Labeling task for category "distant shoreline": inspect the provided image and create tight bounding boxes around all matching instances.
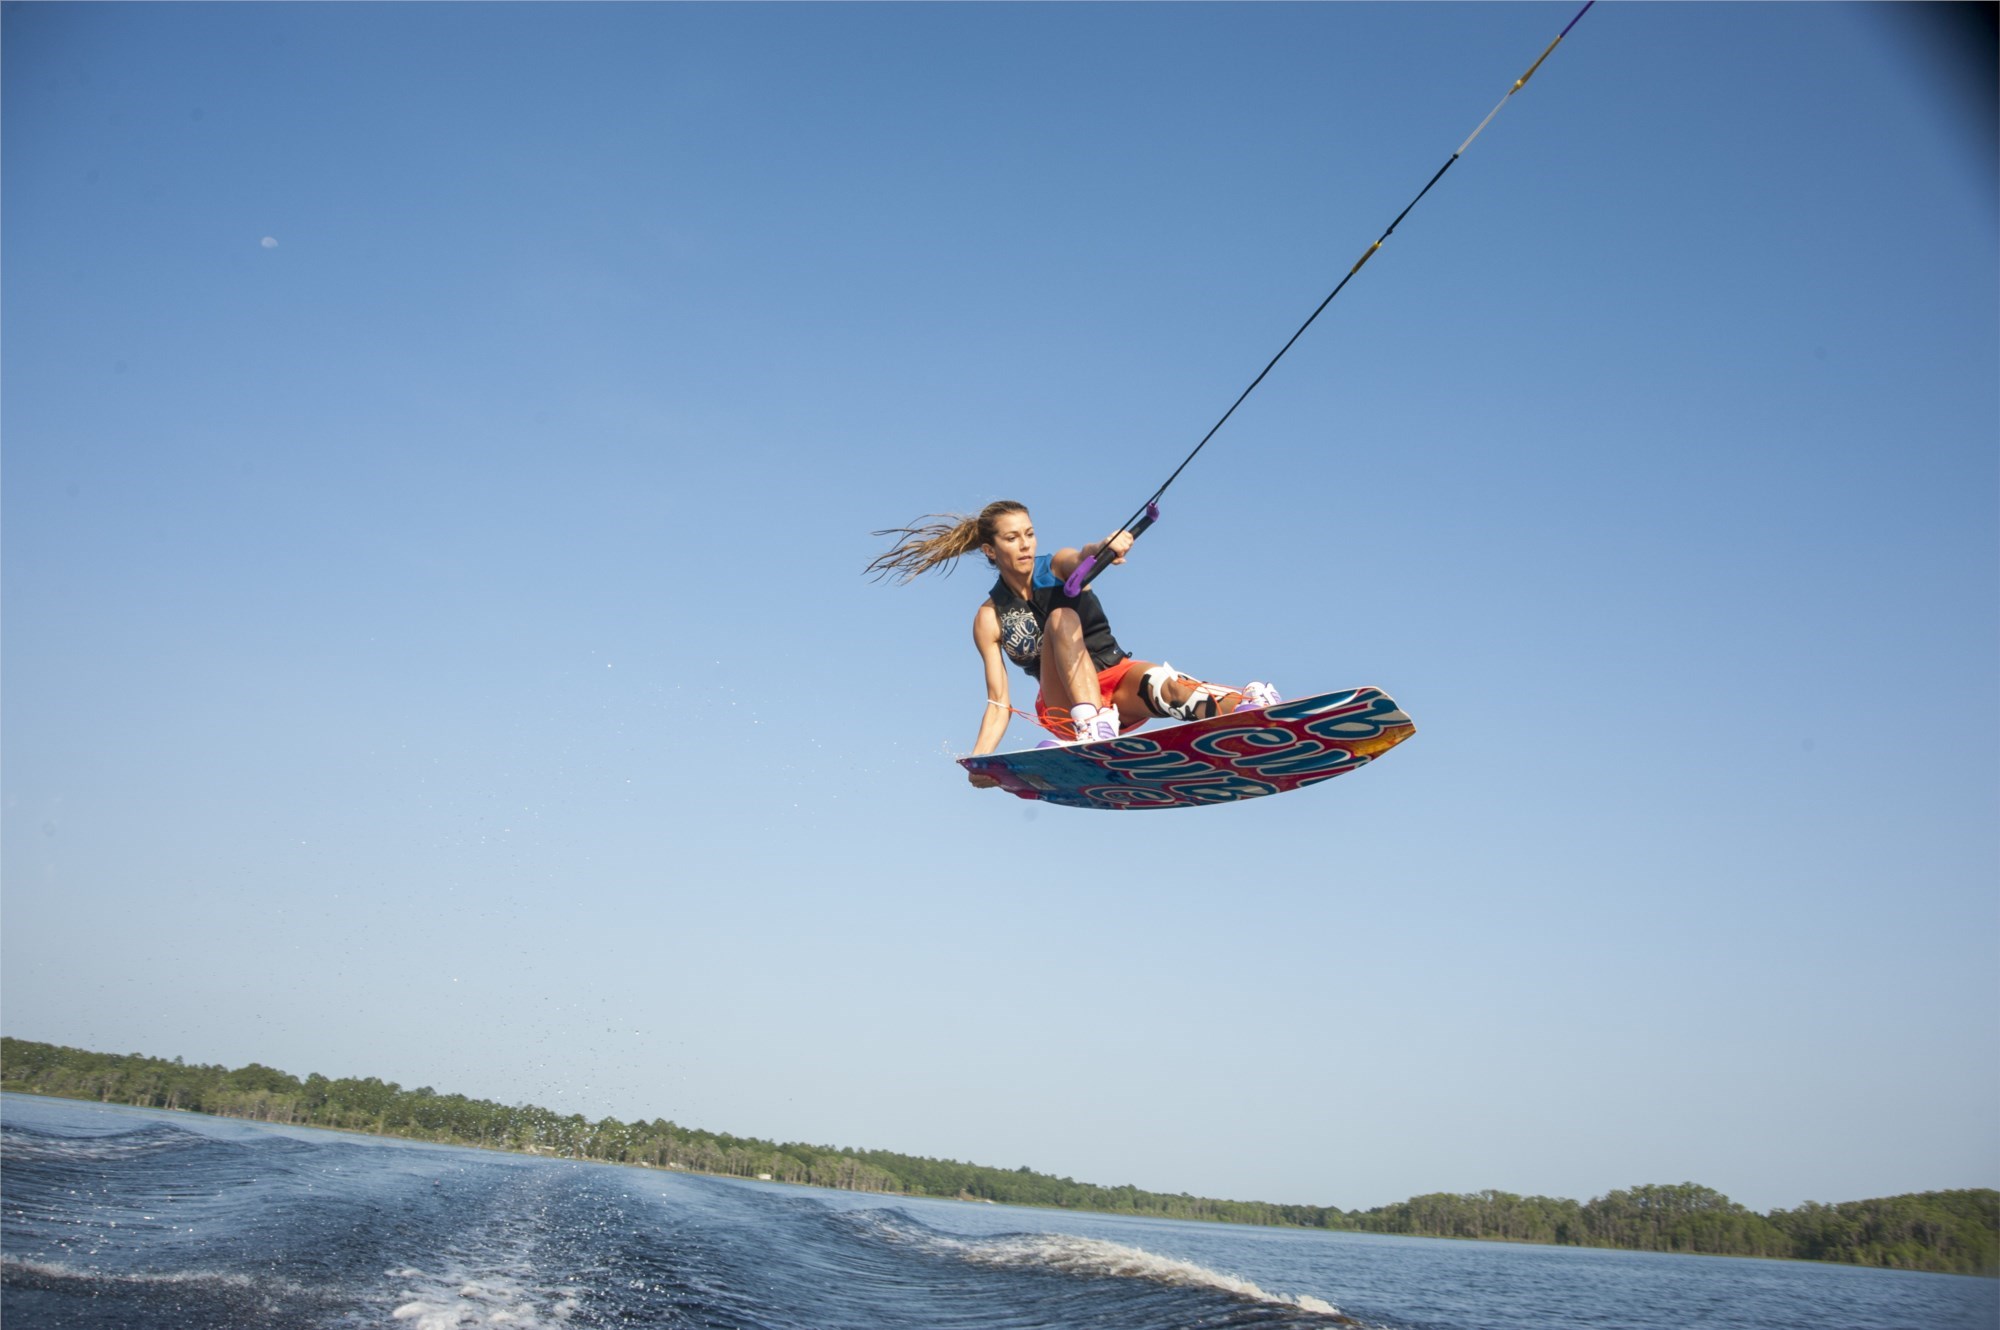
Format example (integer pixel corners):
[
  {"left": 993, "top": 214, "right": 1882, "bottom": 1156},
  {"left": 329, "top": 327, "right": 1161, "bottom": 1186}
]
[{"left": 4, "top": 1038, "right": 1994, "bottom": 1279}]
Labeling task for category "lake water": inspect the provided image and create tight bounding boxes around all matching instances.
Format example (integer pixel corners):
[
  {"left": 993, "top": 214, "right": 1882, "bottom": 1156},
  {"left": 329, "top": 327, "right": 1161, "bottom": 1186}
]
[{"left": 3, "top": 1094, "right": 1991, "bottom": 1329}]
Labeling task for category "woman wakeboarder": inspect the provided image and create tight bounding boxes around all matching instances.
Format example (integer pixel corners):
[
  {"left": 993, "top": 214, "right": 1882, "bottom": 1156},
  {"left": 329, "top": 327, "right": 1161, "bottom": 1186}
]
[{"left": 867, "top": 500, "right": 1279, "bottom": 789}]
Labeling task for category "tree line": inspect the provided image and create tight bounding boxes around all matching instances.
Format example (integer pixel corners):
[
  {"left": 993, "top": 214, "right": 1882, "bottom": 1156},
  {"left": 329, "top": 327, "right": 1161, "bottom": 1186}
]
[
  {"left": 1344, "top": 1183, "right": 1999, "bottom": 1275},
  {"left": 3, "top": 1037, "right": 1992, "bottom": 1276}
]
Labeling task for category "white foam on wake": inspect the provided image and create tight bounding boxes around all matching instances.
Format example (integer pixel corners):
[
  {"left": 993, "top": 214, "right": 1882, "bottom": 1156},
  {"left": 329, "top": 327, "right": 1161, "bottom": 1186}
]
[
  {"left": 1, "top": 1255, "right": 330, "bottom": 1326},
  {"left": 895, "top": 1225, "right": 1345, "bottom": 1319},
  {"left": 1, "top": 1256, "right": 306, "bottom": 1298},
  {"left": 383, "top": 1264, "right": 581, "bottom": 1329}
]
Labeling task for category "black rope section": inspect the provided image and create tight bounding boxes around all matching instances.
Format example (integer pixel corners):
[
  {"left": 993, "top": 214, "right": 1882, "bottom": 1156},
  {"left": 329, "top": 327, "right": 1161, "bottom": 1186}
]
[{"left": 1068, "top": 0, "right": 1596, "bottom": 596}]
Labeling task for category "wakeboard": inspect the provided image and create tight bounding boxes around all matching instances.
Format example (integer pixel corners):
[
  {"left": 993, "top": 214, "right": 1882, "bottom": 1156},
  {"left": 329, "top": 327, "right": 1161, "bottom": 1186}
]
[{"left": 958, "top": 685, "right": 1415, "bottom": 811}]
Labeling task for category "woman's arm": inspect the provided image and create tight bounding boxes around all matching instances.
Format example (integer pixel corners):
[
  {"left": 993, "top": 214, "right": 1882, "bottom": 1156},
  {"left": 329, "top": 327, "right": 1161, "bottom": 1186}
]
[
  {"left": 969, "top": 605, "right": 1013, "bottom": 782},
  {"left": 1049, "top": 528, "right": 1136, "bottom": 583}
]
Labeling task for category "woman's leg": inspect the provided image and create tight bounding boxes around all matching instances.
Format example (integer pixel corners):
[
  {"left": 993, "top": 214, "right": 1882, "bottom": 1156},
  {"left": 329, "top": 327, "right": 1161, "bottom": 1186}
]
[
  {"left": 1117, "top": 661, "right": 1247, "bottom": 721},
  {"left": 1108, "top": 659, "right": 1158, "bottom": 718},
  {"left": 1038, "top": 608, "right": 1104, "bottom": 735}
]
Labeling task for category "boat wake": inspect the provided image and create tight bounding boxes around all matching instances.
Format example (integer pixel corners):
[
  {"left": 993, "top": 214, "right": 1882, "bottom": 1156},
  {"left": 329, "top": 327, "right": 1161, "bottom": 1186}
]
[
  {"left": 842, "top": 1208, "right": 1352, "bottom": 1322},
  {"left": 5, "top": 1099, "right": 1362, "bottom": 1328}
]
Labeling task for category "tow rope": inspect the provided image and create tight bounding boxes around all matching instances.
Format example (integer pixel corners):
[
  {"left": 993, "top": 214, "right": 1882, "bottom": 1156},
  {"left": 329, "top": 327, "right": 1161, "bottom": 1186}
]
[{"left": 1066, "top": 0, "right": 1596, "bottom": 596}]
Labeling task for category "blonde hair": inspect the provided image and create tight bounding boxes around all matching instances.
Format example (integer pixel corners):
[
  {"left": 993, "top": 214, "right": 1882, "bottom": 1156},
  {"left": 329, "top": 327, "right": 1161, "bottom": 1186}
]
[{"left": 866, "top": 500, "right": 1028, "bottom": 584}]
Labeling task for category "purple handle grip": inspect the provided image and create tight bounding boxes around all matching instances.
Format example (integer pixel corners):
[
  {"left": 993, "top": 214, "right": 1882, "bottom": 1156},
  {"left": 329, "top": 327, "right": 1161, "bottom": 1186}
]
[{"left": 1063, "top": 502, "right": 1161, "bottom": 597}]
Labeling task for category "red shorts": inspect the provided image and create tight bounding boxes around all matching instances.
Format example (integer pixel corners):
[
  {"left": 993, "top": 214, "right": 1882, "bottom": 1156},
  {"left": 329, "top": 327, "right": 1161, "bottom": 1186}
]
[{"left": 1035, "top": 657, "right": 1145, "bottom": 740}]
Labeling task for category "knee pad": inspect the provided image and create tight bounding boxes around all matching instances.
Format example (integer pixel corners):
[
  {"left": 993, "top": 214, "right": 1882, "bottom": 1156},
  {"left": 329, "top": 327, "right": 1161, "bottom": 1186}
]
[{"left": 1138, "top": 664, "right": 1239, "bottom": 722}]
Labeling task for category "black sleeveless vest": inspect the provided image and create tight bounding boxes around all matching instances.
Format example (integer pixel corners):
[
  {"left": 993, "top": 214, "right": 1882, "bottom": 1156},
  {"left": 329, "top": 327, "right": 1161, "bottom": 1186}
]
[{"left": 988, "top": 555, "right": 1129, "bottom": 680}]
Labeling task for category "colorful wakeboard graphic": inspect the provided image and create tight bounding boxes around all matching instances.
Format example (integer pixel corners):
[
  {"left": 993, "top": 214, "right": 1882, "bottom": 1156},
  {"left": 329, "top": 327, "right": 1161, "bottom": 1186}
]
[{"left": 959, "top": 686, "right": 1415, "bottom": 811}]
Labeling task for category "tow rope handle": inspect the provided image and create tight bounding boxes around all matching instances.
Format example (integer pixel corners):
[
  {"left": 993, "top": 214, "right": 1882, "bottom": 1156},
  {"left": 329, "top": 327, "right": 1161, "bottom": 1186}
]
[{"left": 1064, "top": 502, "right": 1161, "bottom": 597}]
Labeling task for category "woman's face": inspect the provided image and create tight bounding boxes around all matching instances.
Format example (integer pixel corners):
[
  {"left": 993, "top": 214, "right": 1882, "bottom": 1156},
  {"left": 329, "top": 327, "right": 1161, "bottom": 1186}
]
[{"left": 984, "top": 509, "right": 1036, "bottom": 578}]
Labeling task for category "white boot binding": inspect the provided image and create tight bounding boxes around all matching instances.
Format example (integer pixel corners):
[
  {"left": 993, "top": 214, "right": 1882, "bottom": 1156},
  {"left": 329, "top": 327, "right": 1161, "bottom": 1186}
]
[{"left": 1138, "top": 664, "right": 1239, "bottom": 722}]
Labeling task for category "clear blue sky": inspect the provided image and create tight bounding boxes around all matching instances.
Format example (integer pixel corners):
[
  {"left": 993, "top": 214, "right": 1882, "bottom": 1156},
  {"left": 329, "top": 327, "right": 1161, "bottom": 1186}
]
[{"left": 4, "top": 2, "right": 1994, "bottom": 1215}]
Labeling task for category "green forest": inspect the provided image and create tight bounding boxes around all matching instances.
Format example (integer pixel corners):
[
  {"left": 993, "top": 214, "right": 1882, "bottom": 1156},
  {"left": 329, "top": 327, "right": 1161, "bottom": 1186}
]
[{"left": 4, "top": 1037, "right": 1993, "bottom": 1277}]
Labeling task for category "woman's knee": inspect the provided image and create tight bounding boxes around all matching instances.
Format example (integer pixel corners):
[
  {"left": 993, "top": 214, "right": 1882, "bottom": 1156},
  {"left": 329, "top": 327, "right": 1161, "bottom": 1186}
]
[
  {"left": 1044, "top": 607, "right": 1084, "bottom": 649},
  {"left": 1136, "top": 664, "right": 1239, "bottom": 721}
]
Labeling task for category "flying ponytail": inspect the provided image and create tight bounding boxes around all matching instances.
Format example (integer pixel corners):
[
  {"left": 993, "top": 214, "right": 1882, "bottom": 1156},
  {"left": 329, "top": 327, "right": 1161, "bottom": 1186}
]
[{"left": 866, "top": 500, "right": 1028, "bottom": 584}]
